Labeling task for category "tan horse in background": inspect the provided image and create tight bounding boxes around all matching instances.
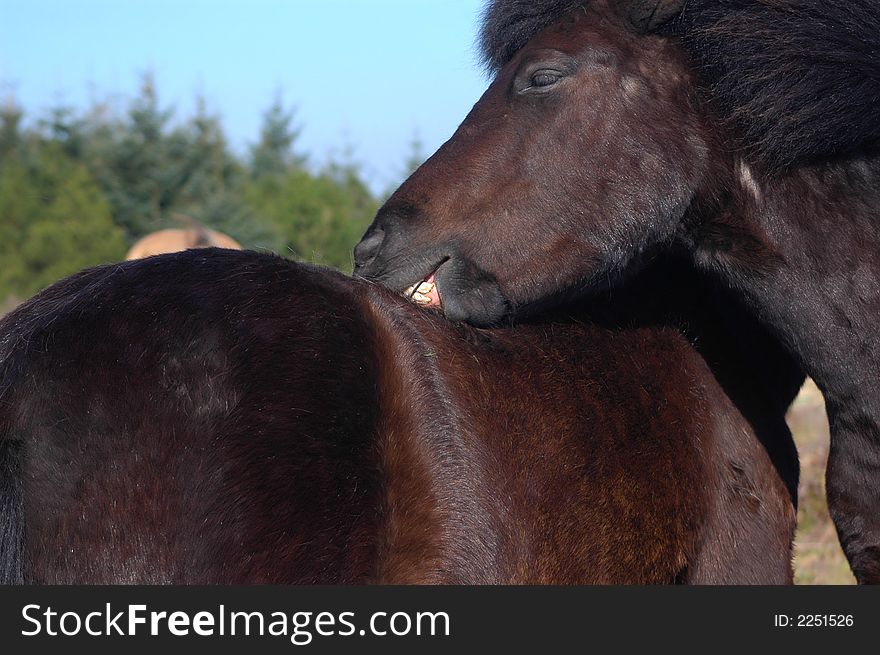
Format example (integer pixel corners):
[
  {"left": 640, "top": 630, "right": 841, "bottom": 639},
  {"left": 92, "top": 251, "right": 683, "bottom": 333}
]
[{"left": 126, "top": 220, "right": 241, "bottom": 260}]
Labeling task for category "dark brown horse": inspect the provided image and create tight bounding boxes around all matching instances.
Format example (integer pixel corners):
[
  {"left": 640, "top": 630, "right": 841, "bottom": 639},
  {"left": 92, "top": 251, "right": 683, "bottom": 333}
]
[
  {"left": 0, "top": 249, "right": 797, "bottom": 583},
  {"left": 353, "top": 0, "right": 880, "bottom": 582}
]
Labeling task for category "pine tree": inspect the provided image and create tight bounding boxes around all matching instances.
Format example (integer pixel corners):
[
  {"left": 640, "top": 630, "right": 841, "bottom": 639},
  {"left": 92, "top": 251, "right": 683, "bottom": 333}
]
[
  {"left": 0, "top": 76, "right": 384, "bottom": 301},
  {"left": 245, "top": 151, "right": 379, "bottom": 271},
  {"left": 0, "top": 100, "right": 23, "bottom": 160},
  {"left": 0, "top": 140, "right": 126, "bottom": 302},
  {"left": 249, "top": 96, "right": 305, "bottom": 179},
  {"left": 402, "top": 130, "right": 426, "bottom": 179},
  {"left": 40, "top": 106, "right": 87, "bottom": 160},
  {"left": 80, "top": 73, "right": 178, "bottom": 239}
]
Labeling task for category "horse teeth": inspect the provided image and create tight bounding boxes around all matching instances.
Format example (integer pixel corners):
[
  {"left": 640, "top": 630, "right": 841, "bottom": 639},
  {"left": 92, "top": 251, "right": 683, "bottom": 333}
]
[{"left": 403, "top": 280, "right": 436, "bottom": 305}]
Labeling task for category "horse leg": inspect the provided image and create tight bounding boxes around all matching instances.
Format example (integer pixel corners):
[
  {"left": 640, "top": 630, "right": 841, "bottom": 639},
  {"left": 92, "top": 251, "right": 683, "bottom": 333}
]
[
  {"left": 684, "top": 411, "right": 796, "bottom": 584},
  {"left": 825, "top": 403, "right": 880, "bottom": 584}
]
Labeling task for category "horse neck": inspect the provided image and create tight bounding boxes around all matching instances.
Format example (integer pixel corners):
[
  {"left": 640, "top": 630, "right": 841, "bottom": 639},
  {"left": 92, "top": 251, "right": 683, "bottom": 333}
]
[
  {"left": 692, "top": 154, "right": 880, "bottom": 409},
  {"left": 570, "top": 256, "right": 803, "bottom": 501}
]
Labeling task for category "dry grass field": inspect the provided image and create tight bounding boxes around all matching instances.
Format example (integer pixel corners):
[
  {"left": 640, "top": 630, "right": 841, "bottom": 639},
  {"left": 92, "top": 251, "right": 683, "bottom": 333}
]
[{"left": 787, "top": 380, "right": 855, "bottom": 584}]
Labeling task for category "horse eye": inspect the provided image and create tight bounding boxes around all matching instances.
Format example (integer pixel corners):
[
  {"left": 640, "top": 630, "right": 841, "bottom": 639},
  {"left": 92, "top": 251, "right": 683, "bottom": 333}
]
[{"left": 530, "top": 70, "right": 562, "bottom": 88}]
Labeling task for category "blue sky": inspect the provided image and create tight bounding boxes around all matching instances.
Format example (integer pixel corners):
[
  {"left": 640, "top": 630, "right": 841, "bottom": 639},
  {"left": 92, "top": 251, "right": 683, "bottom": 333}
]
[{"left": 0, "top": 0, "right": 489, "bottom": 191}]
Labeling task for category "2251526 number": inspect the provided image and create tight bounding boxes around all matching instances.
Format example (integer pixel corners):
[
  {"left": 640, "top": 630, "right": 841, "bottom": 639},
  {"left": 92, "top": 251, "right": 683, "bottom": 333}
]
[{"left": 774, "top": 614, "right": 854, "bottom": 628}]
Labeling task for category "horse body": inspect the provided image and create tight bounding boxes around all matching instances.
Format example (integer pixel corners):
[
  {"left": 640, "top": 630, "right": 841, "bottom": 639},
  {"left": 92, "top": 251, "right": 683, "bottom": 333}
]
[
  {"left": 354, "top": 0, "right": 880, "bottom": 581},
  {"left": 693, "top": 156, "right": 880, "bottom": 581},
  {"left": 125, "top": 226, "right": 242, "bottom": 260},
  {"left": 0, "top": 249, "right": 795, "bottom": 584}
]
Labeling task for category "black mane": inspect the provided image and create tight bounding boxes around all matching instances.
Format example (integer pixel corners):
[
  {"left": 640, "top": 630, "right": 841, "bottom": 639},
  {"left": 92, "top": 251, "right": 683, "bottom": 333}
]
[
  {"left": 480, "top": 0, "right": 880, "bottom": 168},
  {"left": 479, "top": 0, "right": 585, "bottom": 74}
]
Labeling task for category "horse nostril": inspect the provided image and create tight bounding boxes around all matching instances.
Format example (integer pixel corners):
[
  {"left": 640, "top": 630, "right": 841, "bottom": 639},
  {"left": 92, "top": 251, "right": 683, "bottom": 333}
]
[{"left": 353, "top": 228, "right": 385, "bottom": 272}]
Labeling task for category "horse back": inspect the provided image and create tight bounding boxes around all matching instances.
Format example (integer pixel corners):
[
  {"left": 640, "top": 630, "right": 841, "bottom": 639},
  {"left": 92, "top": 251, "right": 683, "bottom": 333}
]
[
  {"left": 0, "top": 250, "right": 384, "bottom": 583},
  {"left": 0, "top": 249, "right": 795, "bottom": 584},
  {"left": 364, "top": 287, "right": 794, "bottom": 584}
]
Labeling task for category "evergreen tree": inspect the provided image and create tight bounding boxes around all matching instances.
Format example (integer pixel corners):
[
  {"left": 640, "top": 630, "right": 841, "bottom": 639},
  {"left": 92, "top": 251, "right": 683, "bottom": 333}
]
[
  {"left": 249, "top": 97, "right": 305, "bottom": 178},
  {"left": 74, "top": 77, "right": 282, "bottom": 249},
  {"left": 0, "top": 76, "right": 385, "bottom": 305},
  {"left": 172, "top": 96, "right": 281, "bottom": 249},
  {"left": 244, "top": 110, "right": 377, "bottom": 269},
  {"left": 244, "top": 162, "right": 378, "bottom": 271},
  {"left": 81, "top": 73, "right": 179, "bottom": 239},
  {"left": 0, "top": 100, "right": 23, "bottom": 160},
  {"left": 39, "top": 106, "right": 87, "bottom": 160},
  {"left": 0, "top": 141, "right": 126, "bottom": 301},
  {"left": 402, "top": 131, "right": 426, "bottom": 179},
  {"left": 382, "top": 131, "right": 426, "bottom": 199}
]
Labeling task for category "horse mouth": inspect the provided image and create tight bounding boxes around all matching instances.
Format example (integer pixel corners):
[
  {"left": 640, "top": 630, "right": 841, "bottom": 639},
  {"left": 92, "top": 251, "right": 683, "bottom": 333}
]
[
  {"left": 403, "top": 271, "right": 441, "bottom": 308},
  {"left": 388, "top": 255, "right": 508, "bottom": 326}
]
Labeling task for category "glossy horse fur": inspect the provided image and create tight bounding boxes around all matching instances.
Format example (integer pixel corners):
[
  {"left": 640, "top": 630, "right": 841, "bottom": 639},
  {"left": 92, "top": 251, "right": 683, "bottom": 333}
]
[
  {"left": 354, "top": 0, "right": 880, "bottom": 582},
  {"left": 0, "top": 249, "right": 796, "bottom": 583}
]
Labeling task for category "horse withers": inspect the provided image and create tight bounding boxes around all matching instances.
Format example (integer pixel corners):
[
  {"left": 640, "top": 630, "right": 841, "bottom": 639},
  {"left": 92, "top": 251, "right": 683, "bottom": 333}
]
[
  {"left": 354, "top": 0, "right": 880, "bottom": 582},
  {"left": 0, "top": 249, "right": 796, "bottom": 583}
]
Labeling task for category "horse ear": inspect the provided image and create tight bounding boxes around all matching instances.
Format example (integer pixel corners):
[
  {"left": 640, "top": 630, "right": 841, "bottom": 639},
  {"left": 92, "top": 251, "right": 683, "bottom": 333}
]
[{"left": 619, "top": 0, "right": 685, "bottom": 33}]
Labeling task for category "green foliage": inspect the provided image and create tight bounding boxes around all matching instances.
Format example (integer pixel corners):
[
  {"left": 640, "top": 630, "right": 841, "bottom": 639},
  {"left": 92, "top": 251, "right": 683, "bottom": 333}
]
[
  {"left": 0, "top": 77, "right": 419, "bottom": 305},
  {"left": 242, "top": 102, "right": 380, "bottom": 269},
  {"left": 77, "top": 75, "right": 250, "bottom": 242},
  {"left": 0, "top": 143, "right": 126, "bottom": 299},
  {"left": 0, "top": 103, "right": 24, "bottom": 160},
  {"left": 249, "top": 97, "right": 306, "bottom": 178},
  {"left": 245, "top": 166, "right": 379, "bottom": 270}
]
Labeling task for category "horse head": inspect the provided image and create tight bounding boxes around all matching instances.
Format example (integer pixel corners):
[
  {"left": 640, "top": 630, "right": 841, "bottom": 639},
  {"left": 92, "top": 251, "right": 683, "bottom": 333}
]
[{"left": 354, "top": 0, "right": 716, "bottom": 325}]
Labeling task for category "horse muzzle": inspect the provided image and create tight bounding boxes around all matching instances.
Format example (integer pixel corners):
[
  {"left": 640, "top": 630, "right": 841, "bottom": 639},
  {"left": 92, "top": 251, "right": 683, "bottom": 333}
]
[{"left": 353, "top": 232, "right": 510, "bottom": 327}]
